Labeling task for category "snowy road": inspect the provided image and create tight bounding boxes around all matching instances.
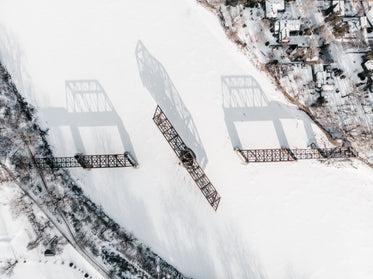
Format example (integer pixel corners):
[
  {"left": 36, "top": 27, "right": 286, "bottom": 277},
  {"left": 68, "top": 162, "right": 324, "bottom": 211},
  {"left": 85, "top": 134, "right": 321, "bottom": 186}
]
[{"left": 0, "top": 0, "right": 373, "bottom": 278}]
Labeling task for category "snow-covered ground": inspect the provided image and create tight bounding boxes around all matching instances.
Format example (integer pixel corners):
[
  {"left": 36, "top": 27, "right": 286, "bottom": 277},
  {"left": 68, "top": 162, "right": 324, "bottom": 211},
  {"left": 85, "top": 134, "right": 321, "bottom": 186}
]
[
  {"left": 0, "top": 0, "right": 373, "bottom": 278},
  {"left": 0, "top": 183, "right": 104, "bottom": 279}
]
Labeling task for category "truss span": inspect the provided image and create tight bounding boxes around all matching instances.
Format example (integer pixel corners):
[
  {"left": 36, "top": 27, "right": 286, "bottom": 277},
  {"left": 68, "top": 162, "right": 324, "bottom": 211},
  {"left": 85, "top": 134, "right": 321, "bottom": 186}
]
[
  {"left": 153, "top": 105, "right": 221, "bottom": 211},
  {"left": 34, "top": 152, "right": 138, "bottom": 169},
  {"left": 235, "top": 145, "right": 357, "bottom": 163}
]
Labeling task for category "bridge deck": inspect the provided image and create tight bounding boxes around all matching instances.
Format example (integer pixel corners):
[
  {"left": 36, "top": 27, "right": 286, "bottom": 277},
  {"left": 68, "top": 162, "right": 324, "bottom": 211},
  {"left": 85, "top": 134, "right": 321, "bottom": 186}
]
[{"left": 153, "top": 105, "right": 221, "bottom": 211}]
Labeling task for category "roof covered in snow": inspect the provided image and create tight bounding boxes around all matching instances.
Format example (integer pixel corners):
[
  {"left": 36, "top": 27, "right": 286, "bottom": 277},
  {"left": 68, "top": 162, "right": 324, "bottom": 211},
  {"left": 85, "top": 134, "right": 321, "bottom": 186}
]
[
  {"left": 274, "top": 19, "right": 301, "bottom": 42},
  {"left": 266, "top": 0, "right": 285, "bottom": 18}
]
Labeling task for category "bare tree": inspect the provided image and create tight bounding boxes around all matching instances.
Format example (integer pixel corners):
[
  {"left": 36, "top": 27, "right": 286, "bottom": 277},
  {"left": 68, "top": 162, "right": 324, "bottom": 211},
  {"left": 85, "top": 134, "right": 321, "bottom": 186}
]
[{"left": 1, "top": 259, "right": 18, "bottom": 276}]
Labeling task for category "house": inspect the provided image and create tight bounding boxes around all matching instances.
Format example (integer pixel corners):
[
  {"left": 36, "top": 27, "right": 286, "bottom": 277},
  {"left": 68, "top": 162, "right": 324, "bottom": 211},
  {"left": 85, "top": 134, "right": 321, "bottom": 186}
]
[
  {"left": 340, "top": 16, "right": 368, "bottom": 41},
  {"left": 344, "top": 17, "right": 368, "bottom": 32},
  {"left": 364, "top": 60, "right": 373, "bottom": 71},
  {"left": 266, "top": 0, "right": 285, "bottom": 18},
  {"left": 274, "top": 20, "right": 301, "bottom": 43},
  {"left": 314, "top": 64, "right": 334, "bottom": 91},
  {"left": 360, "top": 16, "right": 368, "bottom": 29},
  {"left": 317, "top": 0, "right": 330, "bottom": 11}
]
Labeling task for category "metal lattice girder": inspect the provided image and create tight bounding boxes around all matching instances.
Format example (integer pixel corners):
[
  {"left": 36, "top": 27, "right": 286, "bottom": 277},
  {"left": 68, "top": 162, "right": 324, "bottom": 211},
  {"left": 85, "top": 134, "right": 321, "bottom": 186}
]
[
  {"left": 238, "top": 148, "right": 297, "bottom": 163},
  {"left": 34, "top": 153, "right": 138, "bottom": 169},
  {"left": 153, "top": 106, "right": 188, "bottom": 157},
  {"left": 34, "top": 157, "right": 81, "bottom": 169},
  {"left": 183, "top": 160, "right": 221, "bottom": 211},
  {"left": 153, "top": 105, "right": 221, "bottom": 211},
  {"left": 235, "top": 146, "right": 357, "bottom": 163}
]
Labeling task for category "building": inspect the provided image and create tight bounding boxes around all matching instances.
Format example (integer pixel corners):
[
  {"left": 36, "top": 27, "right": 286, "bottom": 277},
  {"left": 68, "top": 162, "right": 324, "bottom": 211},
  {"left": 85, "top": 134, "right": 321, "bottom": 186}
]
[
  {"left": 44, "top": 249, "right": 56, "bottom": 256},
  {"left": 274, "top": 20, "right": 301, "bottom": 43},
  {"left": 266, "top": 0, "right": 285, "bottom": 18},
  {"left": 364, "top": 60, "right": 373, "bottom": 71}
]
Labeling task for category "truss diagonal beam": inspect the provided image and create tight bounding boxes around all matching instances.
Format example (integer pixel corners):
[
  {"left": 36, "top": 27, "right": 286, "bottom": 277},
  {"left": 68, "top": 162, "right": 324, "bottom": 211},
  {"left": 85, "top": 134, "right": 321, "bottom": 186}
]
[{"left": 153, "top": 105, "right": 221, "bottom": 211}]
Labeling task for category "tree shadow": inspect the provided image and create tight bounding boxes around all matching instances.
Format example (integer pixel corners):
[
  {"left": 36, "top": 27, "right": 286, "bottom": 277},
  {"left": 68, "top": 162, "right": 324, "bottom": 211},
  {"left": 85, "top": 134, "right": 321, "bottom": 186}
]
[
  {"left": 222, "top": 75, "right": 317, "bottom": 149},
  {"left": 135, "top": 40, "right": 208, "bottom": 168},
  {"left": 40, "top": 80, "right": 136, "bottom": 159}
]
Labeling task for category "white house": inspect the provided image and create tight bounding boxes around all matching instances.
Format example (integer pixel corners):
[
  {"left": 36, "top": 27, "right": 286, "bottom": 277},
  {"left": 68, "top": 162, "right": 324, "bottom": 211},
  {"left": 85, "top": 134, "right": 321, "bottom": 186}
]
[
  {"left": 360, "top": 16, "right": 368, "bottom": 29},
  {"left": 274, "top": 19, "right": 301, "bottom": 43},
  {"left": 314, "top": 64, "right": 334, "bottom": 91},
  {"left": 266, "top": 0, "right": 285, "bottom": 18}
]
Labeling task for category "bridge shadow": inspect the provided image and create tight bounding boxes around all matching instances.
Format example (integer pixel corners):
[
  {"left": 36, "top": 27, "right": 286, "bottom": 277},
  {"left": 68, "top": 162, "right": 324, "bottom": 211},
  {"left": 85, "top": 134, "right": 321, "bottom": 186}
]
[
  {"left": 222, "top": 76, "right": 316, "bottom": 149},
  {"left": 135, "top": 40, "right": 208, "bottom": 168},
  {"left": 40, "top": 80, "right": 136, "bottom": 159}
]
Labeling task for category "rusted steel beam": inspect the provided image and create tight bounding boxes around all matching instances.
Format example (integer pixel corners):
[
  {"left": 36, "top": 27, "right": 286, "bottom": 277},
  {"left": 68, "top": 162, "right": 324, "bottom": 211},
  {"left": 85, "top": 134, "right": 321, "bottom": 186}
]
[
  {"left": 153, "top": 105, "right": 221, "bottom": 211},
  {"left": 34, "top": 152, "right": 138, "bottom": 169},
  {"left": 235, "top": 146, "right": 357, "bottom": 163}
]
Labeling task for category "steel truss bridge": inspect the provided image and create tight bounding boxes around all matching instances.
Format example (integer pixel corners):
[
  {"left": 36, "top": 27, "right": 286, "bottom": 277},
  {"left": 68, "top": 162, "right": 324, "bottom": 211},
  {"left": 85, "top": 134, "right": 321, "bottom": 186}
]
[
  {"left": 153, "top": 105, "right": 221, "bottom": 211},
  {"left": 235, "top": 145, "right": 357, "bottom": 163},
  {"left": 34, "top": 152, "right": 138, "bottom": 169}
]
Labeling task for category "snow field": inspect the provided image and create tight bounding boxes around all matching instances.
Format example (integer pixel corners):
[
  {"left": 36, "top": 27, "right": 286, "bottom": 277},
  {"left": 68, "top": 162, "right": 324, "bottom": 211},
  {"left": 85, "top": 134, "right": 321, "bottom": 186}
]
[
  {"left": 0, "top": 183, "right": 104, "bottom": 279},
  {"left": 0, "top": 0, "right": 373, "bottom": 278}
]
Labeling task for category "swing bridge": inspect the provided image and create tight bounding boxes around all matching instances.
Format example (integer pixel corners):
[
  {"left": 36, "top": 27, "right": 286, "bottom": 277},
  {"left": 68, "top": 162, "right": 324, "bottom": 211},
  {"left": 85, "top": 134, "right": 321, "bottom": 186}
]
[{"left": 153, "top": 105, "right": 221, "bottom": 211}]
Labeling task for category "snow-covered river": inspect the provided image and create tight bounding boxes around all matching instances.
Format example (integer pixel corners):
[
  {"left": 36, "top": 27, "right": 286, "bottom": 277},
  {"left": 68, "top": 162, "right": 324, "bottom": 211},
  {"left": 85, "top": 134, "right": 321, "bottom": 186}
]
[{"left": 1, "top": 0, "right": 373, "bottom": 278}]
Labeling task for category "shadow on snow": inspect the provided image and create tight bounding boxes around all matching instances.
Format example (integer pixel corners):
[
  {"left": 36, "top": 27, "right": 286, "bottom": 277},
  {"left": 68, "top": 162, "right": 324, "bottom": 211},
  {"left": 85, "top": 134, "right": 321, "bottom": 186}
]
[
  {"left": 40, "top": 80, "right": 136, "bottom": 160},
  {"left": 135, "top": 40, "right": 208, "bottom": 168},
  {"left": 222, "top": 75, "right": 317, "bottom": 149}
]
